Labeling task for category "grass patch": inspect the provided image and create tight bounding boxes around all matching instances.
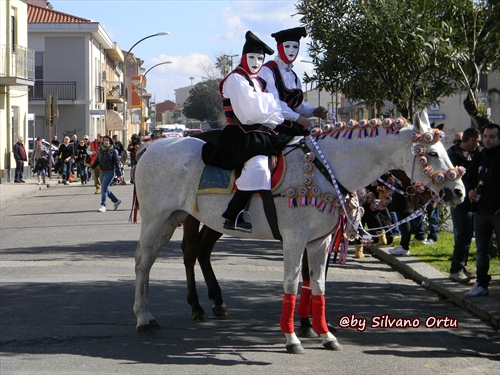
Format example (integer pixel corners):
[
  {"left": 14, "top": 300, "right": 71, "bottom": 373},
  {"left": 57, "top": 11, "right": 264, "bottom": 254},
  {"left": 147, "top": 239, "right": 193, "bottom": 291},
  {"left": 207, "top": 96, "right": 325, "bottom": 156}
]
[{"left": 392, "top": 231, "right": 500, "bottom": 276}]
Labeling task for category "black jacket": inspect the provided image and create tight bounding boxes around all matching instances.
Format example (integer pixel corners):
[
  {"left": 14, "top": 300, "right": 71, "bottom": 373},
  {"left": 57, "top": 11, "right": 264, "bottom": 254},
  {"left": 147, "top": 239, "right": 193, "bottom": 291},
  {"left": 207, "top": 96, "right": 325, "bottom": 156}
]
[
  {"left": 447, "top": 144, "right": 476, "bottom": 211},
  {"left": 465, "top": 145, "right": 500, "bottom": 215}
]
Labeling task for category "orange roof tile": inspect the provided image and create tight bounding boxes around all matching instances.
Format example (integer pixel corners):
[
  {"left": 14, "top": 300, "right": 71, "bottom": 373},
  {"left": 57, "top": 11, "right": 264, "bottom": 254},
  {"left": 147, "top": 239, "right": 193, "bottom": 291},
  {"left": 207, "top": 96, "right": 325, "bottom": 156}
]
[{"left": 28, "top": 4, "right": 91, "bottom": 23}]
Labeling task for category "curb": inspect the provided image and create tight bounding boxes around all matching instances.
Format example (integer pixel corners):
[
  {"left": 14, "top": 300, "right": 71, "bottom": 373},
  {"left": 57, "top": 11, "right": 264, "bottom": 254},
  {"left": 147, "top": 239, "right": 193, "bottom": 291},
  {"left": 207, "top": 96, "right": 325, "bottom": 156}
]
[{"left": 367, "top": 244, "right": 500, "bottom": 330}]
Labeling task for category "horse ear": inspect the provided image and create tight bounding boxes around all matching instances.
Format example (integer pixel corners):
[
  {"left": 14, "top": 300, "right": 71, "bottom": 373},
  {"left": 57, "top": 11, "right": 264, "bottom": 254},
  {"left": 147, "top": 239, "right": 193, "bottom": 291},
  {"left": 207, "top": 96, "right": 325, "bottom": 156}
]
[{"left": 413, "top": 109, "right": 431, "bottom": 133}]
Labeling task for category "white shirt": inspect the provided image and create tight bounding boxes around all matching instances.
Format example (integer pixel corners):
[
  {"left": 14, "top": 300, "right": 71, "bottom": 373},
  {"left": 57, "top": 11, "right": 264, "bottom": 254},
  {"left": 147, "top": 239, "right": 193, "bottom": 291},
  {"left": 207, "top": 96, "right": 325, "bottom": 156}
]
[
  {"left": 258, "top": 57, "right": 316, "bottom": 122},
  {"left": 221, "top": 71, "right": 284, "bottom": 129}
]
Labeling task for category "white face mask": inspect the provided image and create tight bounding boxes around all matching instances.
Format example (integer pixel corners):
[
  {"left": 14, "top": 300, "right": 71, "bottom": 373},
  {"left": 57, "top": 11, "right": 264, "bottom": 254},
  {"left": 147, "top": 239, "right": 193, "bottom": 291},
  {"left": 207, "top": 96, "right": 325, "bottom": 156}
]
[
  {"left": 245, "top": 53, "right": 265, "bottom": 74},
  {"left": 282, "top": 41, "right": 299, "bottom": 63}
]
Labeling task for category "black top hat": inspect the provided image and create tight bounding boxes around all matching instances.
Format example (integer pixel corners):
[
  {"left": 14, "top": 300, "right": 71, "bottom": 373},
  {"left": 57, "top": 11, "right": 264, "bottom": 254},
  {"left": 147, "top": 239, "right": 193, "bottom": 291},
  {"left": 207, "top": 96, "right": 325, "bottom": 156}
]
[
  {"left": 271, "top": 27, "right": 307, "bottom": 44},
  {"left": 242, "top": 31, "right": 274, "bottom": 56}
]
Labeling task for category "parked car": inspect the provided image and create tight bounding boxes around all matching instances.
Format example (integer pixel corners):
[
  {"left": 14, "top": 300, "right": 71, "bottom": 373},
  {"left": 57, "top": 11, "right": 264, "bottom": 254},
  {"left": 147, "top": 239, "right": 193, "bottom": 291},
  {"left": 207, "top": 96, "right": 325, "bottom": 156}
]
[
  {"left": 184, "top": 129, "right": 203, "bottom": 137},
  {"left": 165, "top": 132, "right": 182, "bottom": 138},
  {"left": 27, "top": 138, "right": 58, "bottom": 159}
]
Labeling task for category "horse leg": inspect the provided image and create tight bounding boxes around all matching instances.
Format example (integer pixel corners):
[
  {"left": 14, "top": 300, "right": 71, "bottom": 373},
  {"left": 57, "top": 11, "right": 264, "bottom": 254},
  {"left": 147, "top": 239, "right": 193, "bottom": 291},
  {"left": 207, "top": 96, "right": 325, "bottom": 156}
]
[
  {"left": 134, "top": 211, "right": 184, "bottom": 334},
  {"left": 307, "top": 236, "right": 341, "bottom": 351},
  {"left": 297, "top": 249, "right": 318, "bottom": 338},
  {"left": 280, "top": 232, "right": 308, "bottom": 354},
  {"left": 181, "top": 215, "right": 208, "bottom": 322},
  {"left": 197, "top": 225, "right": 228, "bottom": 319}
]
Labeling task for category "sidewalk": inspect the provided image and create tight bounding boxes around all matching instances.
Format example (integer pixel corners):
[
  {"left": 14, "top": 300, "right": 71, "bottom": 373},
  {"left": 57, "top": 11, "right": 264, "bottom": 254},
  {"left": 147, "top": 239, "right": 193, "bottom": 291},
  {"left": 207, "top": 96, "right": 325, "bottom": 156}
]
[
  {"left": 367, "top": 244, "right": 500, "bottom": 331},
  {"left": 1, "top": 178, "right": 499, "bottom": 332}
]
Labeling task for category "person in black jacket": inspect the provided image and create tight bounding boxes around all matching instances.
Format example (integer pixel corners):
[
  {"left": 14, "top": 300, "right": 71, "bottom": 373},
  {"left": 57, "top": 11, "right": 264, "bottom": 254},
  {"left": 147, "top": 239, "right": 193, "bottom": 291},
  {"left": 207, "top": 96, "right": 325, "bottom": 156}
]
[
  {"left": 57, "top": 136, "right": 74, "bottom": 185},
  {"left": 464, "top": 123, "right": 500, "bottom": 297},
  {"left": 13, "top": 136, "right": 27, "bottom": 183},
  {"left": 90, "top": 135, "right": 122, "bottom": 213},
  {"left": 447, "top": 127, "right": 481, "bottom": 283}
]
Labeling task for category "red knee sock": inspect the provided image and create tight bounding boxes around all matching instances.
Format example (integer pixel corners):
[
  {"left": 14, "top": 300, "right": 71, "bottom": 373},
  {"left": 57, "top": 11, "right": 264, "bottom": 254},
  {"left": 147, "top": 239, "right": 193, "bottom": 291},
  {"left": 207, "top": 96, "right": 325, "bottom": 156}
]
[
  {"left": 311, "top": 295, "right": 328, "bottom": 334},
  {"left": 280, "top": 293, "right": 296, "bottom": 334},
  {"left": 297, "top": 280, "right": 312, "bottom": 319}
]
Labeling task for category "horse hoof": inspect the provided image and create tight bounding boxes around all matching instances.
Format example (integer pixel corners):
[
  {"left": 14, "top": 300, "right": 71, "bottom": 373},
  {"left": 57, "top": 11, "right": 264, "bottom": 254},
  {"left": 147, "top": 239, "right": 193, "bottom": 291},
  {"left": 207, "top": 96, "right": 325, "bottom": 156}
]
[
  {"left": 192, "top": 310, "right": 209, "bottom": 322},
  {"left": 286, "top": 344, "right": 306, "bottom": 354},
  {"left": 136, "top": 324, "right": 154, "bottom": 335},
  {"left": 149, "top": 320, "right": 161, "bottom": 330},
  {"left": 212, "top": 305, "right": 229, "bottom": 320},
  {"left": 323, "top": 338, "right": 342, "bottom": 351},
  {"left": 298, "top": 326, "right": 319, "bottom": 338}
]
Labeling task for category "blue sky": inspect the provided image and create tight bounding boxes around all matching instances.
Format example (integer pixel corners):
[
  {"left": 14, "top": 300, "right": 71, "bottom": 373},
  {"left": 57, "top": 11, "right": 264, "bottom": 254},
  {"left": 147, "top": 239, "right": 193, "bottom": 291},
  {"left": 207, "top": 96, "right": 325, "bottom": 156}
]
[{"left": 52, "top": 0, "right": 315, "bottom": 103}]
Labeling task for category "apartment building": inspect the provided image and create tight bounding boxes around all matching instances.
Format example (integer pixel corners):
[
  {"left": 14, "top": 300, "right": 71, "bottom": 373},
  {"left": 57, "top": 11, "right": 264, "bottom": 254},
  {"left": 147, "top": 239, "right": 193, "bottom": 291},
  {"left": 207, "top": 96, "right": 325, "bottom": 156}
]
[
  {"left": 0, "top": 0, "right": 35, "bottom": 183},
  {"left": 27, "top": 1, "right": 125, "bottom": 145}
]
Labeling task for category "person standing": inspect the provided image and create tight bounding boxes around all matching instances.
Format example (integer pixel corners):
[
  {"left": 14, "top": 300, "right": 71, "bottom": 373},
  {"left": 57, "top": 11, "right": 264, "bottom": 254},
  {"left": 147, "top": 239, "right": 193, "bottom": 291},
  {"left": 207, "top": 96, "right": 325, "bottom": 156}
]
[
  {"left": 31, "top": 137, "right": 48, "bottom": 185},
  {"left": 57, "top": 136, "right": 74, "bottom": 185},
  {"left": 447, "top": 127, "right": 481, "bottom": 283},
  {"left": 90, "top": 135, "right": 122, "bottom": 212},
  {"left": 51, "top": 135, "right": 60, "bottom": 148},
  {"left": 71, "top": 133, "right": 78, "bottom": 175},
  {"left": 74, "top": 138, "right": 89, "bottom": 185},
  {"left": 202, "top": 31, "right": 290, "bottom": 231},
  {"left": 465, "top": 123, "right": 500, "bottom": 297},
  {"left": 88, "top": 133, "right": 102, "bottom": 194},
  {"left": 259, "top": 27, "right": 327, "bottom": 134},
  {"left": 13, "top": 136, "right": 27, "bottom": 183},
  {"left": 127, "top": 134, "right": 142, "bottom": 184},
  {"left": 112, "top": 134, "right": 125, "bottom": 161}
]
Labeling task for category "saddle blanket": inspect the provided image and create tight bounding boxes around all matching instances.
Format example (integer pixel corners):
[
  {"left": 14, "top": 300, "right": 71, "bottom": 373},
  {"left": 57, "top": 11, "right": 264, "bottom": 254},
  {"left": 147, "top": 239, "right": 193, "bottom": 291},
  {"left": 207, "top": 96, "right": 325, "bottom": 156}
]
[{"left": 196, "top": 153, "right": 286, "bottom": 195}]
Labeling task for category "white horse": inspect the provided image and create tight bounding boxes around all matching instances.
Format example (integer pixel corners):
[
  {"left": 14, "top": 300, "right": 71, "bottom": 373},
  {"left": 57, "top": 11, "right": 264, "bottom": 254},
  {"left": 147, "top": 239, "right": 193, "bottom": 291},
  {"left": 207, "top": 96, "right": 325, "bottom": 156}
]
[{"left": 133, "top": 110, "right": 464, "bottom": 354}]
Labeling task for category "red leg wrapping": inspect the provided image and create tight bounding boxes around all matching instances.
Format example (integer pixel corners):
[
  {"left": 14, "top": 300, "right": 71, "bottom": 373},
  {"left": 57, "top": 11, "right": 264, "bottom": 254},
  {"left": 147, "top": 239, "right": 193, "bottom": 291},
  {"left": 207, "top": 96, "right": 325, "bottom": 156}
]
[
  {"left": 297, "top": 280, "right": 312, "bottom": 319},
  {"left": 280, "top": 293, "right": 296, "bottom": 334},
  {"left": 311, "top": 295, "right": 329, "bottom": 334}
]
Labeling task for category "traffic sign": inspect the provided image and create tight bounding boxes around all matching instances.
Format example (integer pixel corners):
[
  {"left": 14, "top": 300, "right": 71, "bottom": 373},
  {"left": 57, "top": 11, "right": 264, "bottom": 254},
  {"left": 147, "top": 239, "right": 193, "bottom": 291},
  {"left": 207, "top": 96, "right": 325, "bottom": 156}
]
[
  {"left": 90, "top": 109, "right": 107, "bottom": 115},
  {"left": 428, "top": 113, "right": 445, "bottom": 120}
]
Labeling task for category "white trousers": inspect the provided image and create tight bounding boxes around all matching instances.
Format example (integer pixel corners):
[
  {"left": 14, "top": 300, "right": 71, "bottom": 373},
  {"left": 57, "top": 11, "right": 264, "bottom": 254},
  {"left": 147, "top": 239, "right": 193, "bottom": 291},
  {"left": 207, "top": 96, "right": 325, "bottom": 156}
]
[{"left": 235, "top": 155, "right": 270, "bottom": 191}]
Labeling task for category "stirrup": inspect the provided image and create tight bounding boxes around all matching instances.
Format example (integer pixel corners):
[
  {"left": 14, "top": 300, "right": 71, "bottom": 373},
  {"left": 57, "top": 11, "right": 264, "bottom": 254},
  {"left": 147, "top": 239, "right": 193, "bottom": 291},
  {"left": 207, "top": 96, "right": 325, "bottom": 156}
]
[{"left": 235, "top": 210, "right": 253, "bottom": 233}]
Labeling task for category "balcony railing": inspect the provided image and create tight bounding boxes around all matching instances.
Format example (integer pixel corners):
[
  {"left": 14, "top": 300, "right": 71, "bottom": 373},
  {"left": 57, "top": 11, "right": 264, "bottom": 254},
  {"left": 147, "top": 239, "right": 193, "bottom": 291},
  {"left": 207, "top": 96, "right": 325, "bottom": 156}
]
[
  {"left": 0, "top": 44, "right": 35, "bottom": 83},
  {"left": 28, "top": 81, "right": 76, "bottom": 100},
  {"left": 106, "top": 81, "right": 125, "bottom": 102}
]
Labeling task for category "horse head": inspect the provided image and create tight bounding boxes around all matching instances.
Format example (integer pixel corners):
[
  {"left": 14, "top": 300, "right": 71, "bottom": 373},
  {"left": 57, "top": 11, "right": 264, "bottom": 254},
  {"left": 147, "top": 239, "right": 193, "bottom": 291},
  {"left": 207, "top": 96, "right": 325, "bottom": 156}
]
[{"left": 407, "top": 109, "right": 465, "bottom": 206}]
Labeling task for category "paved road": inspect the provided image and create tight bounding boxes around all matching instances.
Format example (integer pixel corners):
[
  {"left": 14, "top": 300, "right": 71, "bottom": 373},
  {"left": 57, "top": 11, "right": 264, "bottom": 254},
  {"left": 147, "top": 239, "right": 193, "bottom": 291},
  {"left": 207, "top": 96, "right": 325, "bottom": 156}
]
[{"left": 1, "top": 179, "right": 499, "bottom": 374}]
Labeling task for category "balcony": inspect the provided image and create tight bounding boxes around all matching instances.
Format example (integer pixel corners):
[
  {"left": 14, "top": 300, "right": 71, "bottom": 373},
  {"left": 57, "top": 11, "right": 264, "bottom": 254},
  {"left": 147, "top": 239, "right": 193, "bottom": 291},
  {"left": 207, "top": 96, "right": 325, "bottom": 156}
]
[
  {"left": 106, "top": 81, "right": 125, "bottom": 103},
  {"left": 28, "top": 82, "right": 76, "bottom": 101},
  {"left": 0, "top": 44, "right": 35, "bottom": 86}
]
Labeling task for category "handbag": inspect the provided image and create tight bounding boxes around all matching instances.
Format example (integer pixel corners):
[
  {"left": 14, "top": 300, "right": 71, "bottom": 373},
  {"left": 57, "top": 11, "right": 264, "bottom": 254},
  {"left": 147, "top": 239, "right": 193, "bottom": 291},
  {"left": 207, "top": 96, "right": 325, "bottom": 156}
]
[{"left": 84, "top": 154, "right": 91, "bottom": 167}]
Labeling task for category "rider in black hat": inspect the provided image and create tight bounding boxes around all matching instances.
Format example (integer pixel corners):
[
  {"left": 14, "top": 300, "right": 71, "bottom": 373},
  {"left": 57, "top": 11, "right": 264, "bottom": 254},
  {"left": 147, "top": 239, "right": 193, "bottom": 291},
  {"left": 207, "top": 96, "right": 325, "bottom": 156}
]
[
  {"left": 259, "top": 26, "right": 327, "bottom": 135},
  {"left": 202, "top": 31, "right": 292, "bottom": 232}
]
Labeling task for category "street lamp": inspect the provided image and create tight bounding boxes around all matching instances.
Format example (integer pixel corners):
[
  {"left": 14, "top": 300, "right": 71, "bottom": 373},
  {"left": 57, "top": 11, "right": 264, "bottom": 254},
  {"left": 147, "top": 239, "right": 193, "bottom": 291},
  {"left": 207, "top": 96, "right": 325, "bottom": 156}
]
[
  {"left": 300, "top": 60, "right": 320, "bottom": 110},
  {"left": 225, "top": 54, "right": 239, "bottom": 71},
  {"left": 139, "top": 61, "right": 173, "bottom": 133},
  {"left": 122, "top": 32, "right": 170, "bottom": 136}
]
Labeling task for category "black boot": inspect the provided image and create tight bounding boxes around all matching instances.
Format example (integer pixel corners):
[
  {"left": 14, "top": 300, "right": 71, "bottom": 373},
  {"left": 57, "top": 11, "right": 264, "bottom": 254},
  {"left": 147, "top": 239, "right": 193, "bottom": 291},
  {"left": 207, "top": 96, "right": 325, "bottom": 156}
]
[{"left": 223, "top": 190, "right": 253, "bottom": 231}]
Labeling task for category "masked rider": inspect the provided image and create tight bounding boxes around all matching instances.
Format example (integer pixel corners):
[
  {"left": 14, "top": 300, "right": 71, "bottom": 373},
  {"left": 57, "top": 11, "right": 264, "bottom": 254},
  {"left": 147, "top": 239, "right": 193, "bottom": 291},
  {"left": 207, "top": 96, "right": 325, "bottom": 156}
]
[
  {"left": 202, "top": 31, "right": 292, "bottom": 232},
  {"left": 259, "top": 27, "right": 327, "bottom": 135}
]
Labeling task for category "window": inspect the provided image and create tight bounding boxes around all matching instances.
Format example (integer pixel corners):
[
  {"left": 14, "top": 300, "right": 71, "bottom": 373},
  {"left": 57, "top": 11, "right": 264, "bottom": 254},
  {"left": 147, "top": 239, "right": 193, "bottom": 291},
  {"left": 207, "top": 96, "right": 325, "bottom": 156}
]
[{"left": 11, "top": 8, "right": 16, "bottom": 52}]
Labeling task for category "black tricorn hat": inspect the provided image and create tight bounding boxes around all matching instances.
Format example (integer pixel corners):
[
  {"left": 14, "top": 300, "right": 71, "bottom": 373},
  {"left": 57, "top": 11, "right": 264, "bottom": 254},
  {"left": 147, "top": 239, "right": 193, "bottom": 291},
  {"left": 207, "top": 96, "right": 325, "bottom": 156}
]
[
  {"left": 271, "top": 27, "right": 307, "bottom": 44},
  {"left": 242, "top": 31, "right": 274, "bottom": 56}
]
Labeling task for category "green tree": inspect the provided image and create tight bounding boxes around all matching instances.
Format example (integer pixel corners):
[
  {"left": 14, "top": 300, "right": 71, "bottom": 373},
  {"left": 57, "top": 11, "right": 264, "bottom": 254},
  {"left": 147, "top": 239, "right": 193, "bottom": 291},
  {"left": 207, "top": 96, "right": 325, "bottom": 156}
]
[
  {"left": 183, "top": 79, "right": 224, "bottom": 128},
  {"left": 296, "top": 0, "right": 500, "bottom": 125},
  {"left": 444, "top": 0, "right": 500, "bottom": 129}
]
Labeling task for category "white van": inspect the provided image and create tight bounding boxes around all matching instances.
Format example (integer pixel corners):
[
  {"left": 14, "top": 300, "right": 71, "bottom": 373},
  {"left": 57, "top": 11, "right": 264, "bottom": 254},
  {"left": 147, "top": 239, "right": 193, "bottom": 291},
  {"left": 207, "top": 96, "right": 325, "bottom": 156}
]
[{"left": 155, "top": 124, "right": 186, "bottom": 135}]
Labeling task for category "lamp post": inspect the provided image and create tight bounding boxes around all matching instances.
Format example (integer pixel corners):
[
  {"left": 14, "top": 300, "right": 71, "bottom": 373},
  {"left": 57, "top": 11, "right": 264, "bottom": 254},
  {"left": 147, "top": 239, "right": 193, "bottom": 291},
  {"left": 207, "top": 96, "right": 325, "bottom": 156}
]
[
  {"left": 225, "top": 54, "right": 238, "bottom": 71},
  {"left": 139, "top": 61, "right": 172, "bottom": 133},
  {"left": 122, "top": 32, "right": 170, "bottom": 137}
]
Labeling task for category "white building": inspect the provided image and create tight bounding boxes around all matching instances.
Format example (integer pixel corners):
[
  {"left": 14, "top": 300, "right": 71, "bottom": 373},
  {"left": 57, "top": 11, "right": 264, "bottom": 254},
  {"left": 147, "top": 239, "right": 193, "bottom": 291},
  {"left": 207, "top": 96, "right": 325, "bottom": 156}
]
[{"left": 0, "top": 0, "right": 35, "bottom": 183}]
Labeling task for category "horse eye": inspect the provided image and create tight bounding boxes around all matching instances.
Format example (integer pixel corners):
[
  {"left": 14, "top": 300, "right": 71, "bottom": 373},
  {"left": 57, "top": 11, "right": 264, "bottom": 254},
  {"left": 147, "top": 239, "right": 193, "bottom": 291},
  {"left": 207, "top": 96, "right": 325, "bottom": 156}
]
[{"left": 428, "top": 151, "right": 438, "bottom": 157}]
